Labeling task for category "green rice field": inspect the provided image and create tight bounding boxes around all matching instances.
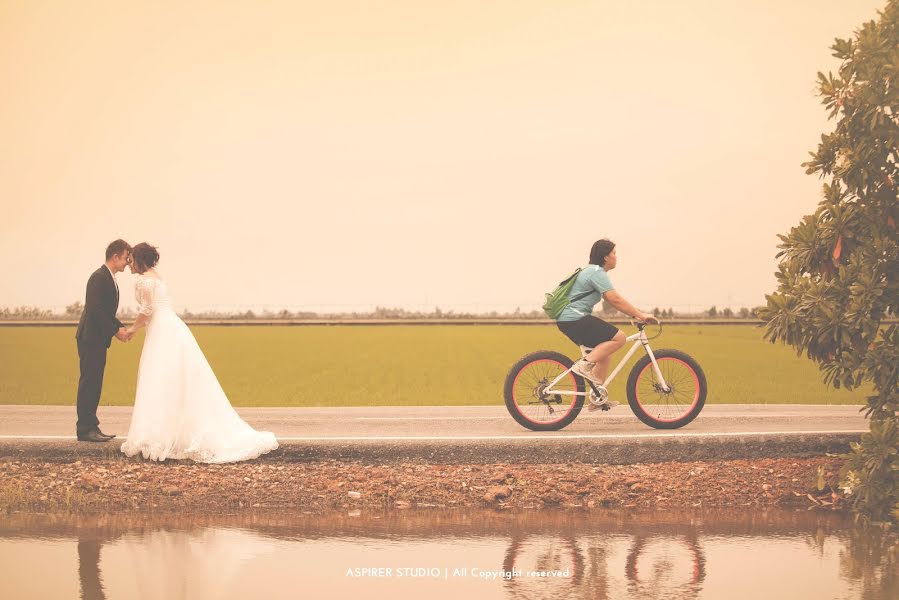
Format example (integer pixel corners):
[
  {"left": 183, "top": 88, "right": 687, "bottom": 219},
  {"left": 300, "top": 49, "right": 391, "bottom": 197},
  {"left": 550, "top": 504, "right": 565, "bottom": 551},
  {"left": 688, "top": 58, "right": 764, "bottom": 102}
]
[{"left": 0, "top": 325, "right": 870, "bottom": 407}]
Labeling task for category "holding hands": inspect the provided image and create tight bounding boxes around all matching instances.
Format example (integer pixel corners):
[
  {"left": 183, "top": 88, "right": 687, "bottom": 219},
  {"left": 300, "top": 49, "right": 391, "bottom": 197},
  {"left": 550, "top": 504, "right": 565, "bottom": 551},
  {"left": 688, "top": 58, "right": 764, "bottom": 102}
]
[{"left": 115, "top": 327, "right": 135, "bottom": 342}]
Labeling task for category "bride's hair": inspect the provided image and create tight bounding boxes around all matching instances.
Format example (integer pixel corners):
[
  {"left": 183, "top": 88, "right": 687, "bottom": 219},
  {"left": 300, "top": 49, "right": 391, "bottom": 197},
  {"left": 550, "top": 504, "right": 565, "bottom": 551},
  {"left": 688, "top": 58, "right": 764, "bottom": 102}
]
[{"left": 132, "top": 243, "right": 160, "bottom": 274}]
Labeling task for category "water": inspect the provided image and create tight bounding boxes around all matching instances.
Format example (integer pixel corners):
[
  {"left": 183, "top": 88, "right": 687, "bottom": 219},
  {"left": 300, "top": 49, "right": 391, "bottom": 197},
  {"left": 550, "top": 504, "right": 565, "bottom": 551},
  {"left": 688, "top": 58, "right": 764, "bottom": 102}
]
[{"left": 1, "top": 509, "right": 895, "bottom": 599}]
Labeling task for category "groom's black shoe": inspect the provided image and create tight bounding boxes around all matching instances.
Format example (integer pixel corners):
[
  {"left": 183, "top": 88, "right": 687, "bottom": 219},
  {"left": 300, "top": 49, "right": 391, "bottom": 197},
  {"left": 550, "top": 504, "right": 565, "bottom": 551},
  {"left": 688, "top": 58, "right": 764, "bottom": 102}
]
[
  {"left": 77, "top": 430, "right": 110, "bottom": 443},
  {"left": 95, "top": 428, "right": 116, "bottom": 440}
]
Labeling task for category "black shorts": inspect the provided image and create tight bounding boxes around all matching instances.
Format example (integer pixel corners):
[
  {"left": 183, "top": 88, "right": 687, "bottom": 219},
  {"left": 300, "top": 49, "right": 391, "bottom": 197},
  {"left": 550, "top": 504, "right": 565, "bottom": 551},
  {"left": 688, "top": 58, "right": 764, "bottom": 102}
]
[{"left": 556, "top": 315, "right": 620, "bottom": 348}]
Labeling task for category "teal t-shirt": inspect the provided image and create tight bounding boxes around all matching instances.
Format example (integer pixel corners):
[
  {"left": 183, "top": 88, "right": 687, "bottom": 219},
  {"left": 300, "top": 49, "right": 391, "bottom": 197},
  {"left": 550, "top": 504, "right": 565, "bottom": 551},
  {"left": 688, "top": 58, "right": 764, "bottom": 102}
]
[{"left": 556, "top": 265, "right": 615, "bottom": 322}]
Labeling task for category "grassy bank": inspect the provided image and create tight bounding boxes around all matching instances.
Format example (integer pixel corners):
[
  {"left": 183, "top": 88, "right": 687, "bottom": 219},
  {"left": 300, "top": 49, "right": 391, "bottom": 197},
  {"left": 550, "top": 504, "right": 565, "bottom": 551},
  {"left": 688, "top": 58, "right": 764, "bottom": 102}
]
[{"left": 0, "top": 325, "right": 870, "bottom": 406}]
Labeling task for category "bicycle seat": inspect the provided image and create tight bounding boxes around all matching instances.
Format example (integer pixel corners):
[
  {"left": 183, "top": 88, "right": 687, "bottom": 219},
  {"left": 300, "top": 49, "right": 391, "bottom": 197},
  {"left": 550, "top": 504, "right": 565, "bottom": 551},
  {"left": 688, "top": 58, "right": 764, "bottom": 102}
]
[{"left": 579, "top": 345, "right": 594, "bottom": 356}]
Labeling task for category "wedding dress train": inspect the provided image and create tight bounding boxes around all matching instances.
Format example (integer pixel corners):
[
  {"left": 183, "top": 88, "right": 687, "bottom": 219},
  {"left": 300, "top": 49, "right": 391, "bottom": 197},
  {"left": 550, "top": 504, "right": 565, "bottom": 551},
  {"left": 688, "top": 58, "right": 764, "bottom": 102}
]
[{"left": 120, "top": 274, "right": 278, "bottom": 463}]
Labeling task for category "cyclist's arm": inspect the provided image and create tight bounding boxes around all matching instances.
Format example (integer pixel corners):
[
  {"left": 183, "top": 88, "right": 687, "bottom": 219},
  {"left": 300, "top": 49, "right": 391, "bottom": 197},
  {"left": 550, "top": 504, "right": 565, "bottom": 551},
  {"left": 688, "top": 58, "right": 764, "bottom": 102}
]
[{"left": 602, "top": 290, "right": 657, "bottom": 323}]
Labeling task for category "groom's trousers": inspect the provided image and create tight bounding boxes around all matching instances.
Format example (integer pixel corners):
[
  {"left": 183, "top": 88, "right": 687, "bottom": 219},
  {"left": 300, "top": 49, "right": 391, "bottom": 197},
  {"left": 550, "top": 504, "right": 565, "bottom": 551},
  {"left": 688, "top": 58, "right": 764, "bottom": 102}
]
[{"left": 76, "top": 339, "right": 107, "bottom": 436}]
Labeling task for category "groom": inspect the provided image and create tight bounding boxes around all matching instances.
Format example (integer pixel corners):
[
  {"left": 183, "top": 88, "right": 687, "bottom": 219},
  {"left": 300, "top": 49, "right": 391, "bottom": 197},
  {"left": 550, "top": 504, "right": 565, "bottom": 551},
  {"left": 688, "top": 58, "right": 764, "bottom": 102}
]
[{"left": 75, "top": 239, "right": 133, "bottom": 442}]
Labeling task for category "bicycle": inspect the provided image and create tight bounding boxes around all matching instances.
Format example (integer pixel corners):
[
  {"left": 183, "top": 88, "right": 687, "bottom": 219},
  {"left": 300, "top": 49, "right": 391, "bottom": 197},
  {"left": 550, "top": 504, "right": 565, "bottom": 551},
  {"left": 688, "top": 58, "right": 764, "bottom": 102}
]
[{"left": 503, "top": 322, "right": 707, "bottom": 431}]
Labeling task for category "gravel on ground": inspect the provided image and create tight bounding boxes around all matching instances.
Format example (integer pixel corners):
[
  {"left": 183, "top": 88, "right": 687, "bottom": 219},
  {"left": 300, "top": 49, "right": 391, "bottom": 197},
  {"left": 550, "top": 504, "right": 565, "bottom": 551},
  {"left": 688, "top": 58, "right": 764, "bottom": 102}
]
[{"left": 0, "top": 456, "right": 846, "bottom": 514}]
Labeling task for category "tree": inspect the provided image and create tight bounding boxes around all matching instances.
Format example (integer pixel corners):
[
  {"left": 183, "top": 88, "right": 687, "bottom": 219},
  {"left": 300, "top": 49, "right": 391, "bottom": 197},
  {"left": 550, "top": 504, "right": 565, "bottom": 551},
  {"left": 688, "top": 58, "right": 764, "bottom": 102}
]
[
  {"left": 65, "top": 301, "right": 83, "bottom": 318},
  {"left": 761, "top": 1, "right": 898, "bottom": 523},
  {"left": 706, "top": 306, "right": 718, "bottom": 318}
]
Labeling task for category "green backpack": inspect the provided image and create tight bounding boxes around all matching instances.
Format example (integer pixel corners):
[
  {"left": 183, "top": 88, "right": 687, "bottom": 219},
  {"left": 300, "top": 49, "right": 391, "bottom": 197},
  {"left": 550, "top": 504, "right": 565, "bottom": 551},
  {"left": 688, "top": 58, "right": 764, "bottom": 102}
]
[{"left": 542, "top": 268, "right": 593, "bottom": 319}]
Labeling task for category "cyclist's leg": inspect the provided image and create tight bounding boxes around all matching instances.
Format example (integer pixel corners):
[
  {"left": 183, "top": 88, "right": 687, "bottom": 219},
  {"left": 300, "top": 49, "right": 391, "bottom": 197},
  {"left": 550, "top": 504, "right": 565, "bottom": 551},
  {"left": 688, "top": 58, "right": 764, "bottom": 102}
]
[
  {"left": 561, "top": 316, "right": 624, "bottom": 383},
  {"left": 588, "top": 330, "right": 626, "bottom": 382}
]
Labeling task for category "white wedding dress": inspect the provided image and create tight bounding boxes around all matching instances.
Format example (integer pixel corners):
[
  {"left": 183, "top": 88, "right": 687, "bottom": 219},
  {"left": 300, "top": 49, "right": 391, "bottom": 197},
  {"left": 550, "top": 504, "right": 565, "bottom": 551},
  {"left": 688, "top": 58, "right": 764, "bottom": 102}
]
[{"left": 120, "top": 274, "right": 279, "bottom": 463}]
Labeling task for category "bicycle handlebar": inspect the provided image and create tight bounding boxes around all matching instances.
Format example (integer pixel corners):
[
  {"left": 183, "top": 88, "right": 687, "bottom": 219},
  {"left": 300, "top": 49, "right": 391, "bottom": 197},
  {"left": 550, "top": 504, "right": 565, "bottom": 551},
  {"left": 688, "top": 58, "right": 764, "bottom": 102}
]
[{"left": 632, "top": 319, "right": 663, "bottom": 339}]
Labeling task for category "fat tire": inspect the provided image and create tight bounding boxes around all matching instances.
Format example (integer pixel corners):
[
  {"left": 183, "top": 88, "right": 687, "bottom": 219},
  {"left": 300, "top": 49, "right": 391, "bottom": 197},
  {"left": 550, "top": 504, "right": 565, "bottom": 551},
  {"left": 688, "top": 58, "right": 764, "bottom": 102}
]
[
  {"left": 625, "top": 349, "right": 707, "bottom": 429},
  {"left": 504, "top": 350, "right": 585, "bottom": 432}
]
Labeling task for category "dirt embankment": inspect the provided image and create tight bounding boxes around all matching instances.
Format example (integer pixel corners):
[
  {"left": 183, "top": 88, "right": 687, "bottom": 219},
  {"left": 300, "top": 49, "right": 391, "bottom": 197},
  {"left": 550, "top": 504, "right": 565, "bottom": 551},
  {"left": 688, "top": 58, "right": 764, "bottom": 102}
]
[{"left": 0, "top": 456, "right": 846, "bottom": 515}]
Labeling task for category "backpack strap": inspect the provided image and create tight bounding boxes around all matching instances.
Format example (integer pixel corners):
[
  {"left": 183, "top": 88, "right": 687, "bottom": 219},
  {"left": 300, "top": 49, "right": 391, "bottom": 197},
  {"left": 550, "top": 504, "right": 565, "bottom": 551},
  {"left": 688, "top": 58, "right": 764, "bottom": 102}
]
[
  {"left": 558, "top": 267, "right": 582, "bottom": 286},
  {"left": 568, "top": 289, "right": 593, "bottom": 302},
  {"left": 567, "top": 269, "right": 594, "bottom": 303}
]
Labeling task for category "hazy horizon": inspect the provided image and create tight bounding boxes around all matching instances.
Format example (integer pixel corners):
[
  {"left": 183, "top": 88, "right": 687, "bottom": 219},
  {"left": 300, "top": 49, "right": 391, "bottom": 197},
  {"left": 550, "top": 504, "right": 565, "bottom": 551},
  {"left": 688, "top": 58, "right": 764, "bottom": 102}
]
[{"left": 0, "top": 1, "right": 887, "bottom": 314}]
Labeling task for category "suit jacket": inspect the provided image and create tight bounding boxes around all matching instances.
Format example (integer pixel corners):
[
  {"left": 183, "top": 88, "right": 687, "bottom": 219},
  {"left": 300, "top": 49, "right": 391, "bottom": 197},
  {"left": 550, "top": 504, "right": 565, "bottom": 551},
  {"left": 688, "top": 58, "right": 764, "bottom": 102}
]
[{"left": 75, "top": 266, "right": 124, "bottom": 348}]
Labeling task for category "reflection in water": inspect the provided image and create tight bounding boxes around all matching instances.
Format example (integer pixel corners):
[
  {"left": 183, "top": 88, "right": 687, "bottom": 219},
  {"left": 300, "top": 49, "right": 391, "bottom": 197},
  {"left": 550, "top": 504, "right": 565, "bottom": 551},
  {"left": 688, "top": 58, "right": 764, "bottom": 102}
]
[
  {"left": 120, "top": 527, "right": 277, "bottom": 599},
  {"left": 623, "top": 534, "right": 705, "bottom": 599},
  {"left": 837, "top": 526, "right": 898, "bottom": 599},
  {"left": 0, "top": 509, "right": 895, "bottom": 600},
  {"left": 502, "top": 533, "right": 586, "bottom": 599},
  {"left": 77, "top": 536, "right": 106, "bottom": 600},
  {"left": 500, "top": 530, "right": 707, "bottom": 600}
]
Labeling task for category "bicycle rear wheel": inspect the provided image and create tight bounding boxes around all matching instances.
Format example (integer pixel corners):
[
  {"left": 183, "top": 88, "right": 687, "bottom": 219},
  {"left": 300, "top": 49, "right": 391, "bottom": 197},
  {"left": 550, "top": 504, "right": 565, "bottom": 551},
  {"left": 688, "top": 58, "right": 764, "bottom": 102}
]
[
  {"left": 504, "top": 350, "right": 584, "bottom": 432},
  {"left": 625, "top": 349, "right": 707, "bottom": 429}
]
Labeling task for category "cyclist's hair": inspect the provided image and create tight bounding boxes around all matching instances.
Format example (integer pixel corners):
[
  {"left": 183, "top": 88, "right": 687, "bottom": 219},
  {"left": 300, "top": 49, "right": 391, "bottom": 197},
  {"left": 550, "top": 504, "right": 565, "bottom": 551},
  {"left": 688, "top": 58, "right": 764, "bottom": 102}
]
[
  {"left": 105, "top": 239, "right": 132, "bottom": 260},
  {"left": 589, "top": 239, "right": 615, "bottom": 266}
]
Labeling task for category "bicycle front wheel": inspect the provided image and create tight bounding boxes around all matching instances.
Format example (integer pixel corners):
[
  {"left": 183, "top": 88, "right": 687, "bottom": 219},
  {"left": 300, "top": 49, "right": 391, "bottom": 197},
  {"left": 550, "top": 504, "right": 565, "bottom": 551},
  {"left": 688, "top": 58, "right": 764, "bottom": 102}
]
[
  {"left": 504, "top": 350, "right": 585, "bottom": 431},
  {"left": 625, "top": 349, "right": 707, "bottom": 429}
]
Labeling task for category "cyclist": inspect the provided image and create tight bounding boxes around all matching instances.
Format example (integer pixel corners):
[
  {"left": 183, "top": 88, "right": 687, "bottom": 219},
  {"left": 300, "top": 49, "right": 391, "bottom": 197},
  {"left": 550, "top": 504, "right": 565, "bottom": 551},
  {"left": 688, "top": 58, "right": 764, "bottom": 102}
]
[{"left": 556, "top": 239, "right": 659, "bottom": 408}]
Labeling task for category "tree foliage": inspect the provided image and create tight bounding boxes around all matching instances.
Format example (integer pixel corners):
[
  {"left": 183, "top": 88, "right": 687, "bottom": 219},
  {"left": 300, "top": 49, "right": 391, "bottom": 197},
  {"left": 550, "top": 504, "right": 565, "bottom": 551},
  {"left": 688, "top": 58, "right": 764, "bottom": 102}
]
[{"left": 761, "top": 1, "right": 898, "bottom": 523}]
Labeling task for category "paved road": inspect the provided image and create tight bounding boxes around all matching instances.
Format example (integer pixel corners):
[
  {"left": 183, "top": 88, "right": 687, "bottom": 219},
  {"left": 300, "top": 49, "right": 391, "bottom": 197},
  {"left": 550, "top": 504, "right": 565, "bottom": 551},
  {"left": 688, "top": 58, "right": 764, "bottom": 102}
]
[
  {"left": 0, "top": 404, "right": 868, "bottom": 438},
  {"left": 0, "top": 405, "right": 867, "bottom": 464}
]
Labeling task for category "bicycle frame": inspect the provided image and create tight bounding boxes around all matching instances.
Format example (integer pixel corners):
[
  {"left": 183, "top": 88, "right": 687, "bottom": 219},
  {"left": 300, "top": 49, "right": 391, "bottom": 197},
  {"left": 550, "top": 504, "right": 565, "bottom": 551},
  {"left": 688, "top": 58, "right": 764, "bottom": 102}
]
[{"left": 543, "top": 326, "right": 671, "bottom": 396}]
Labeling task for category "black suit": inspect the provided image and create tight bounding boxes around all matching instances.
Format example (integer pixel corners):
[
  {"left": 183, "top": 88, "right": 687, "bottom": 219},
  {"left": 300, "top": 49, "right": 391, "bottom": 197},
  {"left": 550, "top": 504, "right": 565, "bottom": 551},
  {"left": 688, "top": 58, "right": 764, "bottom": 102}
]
[{"left": 75, "top": 266, "right": 124, "bottom": 436}]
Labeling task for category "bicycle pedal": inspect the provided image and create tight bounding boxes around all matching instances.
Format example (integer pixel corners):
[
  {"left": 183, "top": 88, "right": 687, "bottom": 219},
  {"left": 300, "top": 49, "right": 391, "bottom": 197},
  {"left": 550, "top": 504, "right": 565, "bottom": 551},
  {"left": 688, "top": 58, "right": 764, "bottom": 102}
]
[{"left": 587, "top": 398, "right": 619, "bottom": 411}]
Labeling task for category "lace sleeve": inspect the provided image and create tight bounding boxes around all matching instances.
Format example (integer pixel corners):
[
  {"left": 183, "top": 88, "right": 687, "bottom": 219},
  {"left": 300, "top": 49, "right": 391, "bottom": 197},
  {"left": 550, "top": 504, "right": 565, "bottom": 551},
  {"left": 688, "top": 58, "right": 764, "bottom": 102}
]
[{"left": 135, "top": 278, "right": 157, "bottom": 316}]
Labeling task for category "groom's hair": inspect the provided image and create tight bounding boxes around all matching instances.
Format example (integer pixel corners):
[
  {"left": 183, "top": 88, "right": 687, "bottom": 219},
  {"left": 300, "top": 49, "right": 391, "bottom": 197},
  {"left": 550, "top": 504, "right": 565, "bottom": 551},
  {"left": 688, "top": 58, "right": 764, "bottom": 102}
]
[{"left": 105, "top": 239, "right": 132, "bottom": 260}]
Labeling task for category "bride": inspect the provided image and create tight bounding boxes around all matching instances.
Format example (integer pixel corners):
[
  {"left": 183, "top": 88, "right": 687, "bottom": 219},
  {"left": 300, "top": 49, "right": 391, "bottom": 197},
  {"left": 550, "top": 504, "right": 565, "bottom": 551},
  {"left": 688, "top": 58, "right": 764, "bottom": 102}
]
[{"left": 120, "top": 242, "right": 279, "bottom": 463}]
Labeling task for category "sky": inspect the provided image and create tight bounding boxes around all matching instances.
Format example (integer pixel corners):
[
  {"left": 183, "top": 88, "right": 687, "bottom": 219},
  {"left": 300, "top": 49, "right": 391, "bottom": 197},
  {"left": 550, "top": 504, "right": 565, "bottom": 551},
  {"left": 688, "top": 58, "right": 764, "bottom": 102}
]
[{"left": 0, "top": 0, "right": 888, "bottom": 314}]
